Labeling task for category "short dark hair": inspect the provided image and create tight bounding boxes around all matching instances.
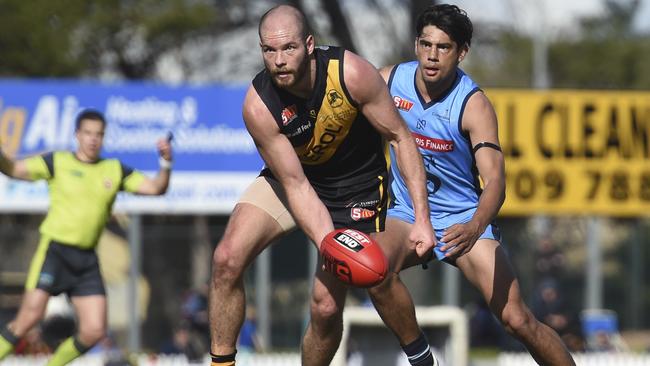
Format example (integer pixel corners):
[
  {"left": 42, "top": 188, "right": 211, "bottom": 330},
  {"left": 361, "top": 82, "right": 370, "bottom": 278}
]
[
  {"left": 416, "top": 4, "right": 473, "bottom": 48},
  {"left": 75, "top": 109, "right": 106, "bottom": 131}
]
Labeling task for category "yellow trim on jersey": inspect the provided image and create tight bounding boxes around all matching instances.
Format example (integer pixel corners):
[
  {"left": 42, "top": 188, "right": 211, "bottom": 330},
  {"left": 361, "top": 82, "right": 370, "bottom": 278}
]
[
  {"left": 25, "top": 236, "right": 51, "bottom": 290},
  {"left": 375, "top": 175, "right": 384, "bottom": 232},
  {"left": 25, "top": 155, "right": 52, "bottom": 181},
  {"left": 122, "top": 171, "right": 146, "bottom": 193},
  {"left": 295, "top": 59, "right": 358, "bottom": 165},
  {"left": 383, "top": 139, "right": 392, "bottom": 209}
]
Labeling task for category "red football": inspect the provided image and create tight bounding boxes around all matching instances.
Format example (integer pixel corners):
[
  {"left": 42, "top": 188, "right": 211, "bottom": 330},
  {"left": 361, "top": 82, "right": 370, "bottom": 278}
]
[{"left": 320, "top": 228, "right": 388, "bottom": 288}]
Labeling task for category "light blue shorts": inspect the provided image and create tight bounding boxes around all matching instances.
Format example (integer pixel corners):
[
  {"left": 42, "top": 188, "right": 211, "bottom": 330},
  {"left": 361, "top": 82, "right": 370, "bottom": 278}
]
[{"left": 388, "top": 206, "right": 502, "bottom": 262}]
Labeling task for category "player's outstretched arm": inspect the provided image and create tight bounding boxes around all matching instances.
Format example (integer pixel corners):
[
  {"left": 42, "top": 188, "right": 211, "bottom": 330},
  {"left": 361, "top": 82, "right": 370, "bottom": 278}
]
[
  {"left": 134, "top": 137, "right": 173, "bottom": 195},
  {"left": 0, "top": 148, "right": 36, "bottom": 181},
  {"left": 242, "top": 85, "right": 334, "bottom": 247},
  {"left": 345, "top": 51, "right": 435, "bottom": 256},
  {"left": 440, "top": 92, "right": 505, "bottom": 257}
]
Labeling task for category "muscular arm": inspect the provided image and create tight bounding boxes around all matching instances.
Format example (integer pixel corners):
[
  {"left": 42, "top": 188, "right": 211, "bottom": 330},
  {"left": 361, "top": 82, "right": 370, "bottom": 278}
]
[
  {"left": 133, "top": 137, "right": 173, "bottom": 195},
  {"left": 0, "top": 150, "right": 38, "bottom": 181},
  {"left": 464, "top": 92, "right": 505, "bottom": 231},
  {"left": 440, "top": 91, "right": 505, "bottom": 256},
  {"left": 346, "top": 54, "right": 434, "bottom": 255},
  {"left": 242, "top": 86, "right": 334, "bottom": 247}
]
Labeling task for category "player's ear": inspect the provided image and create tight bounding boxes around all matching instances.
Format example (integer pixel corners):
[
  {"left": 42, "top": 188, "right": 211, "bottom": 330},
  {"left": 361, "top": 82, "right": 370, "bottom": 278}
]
[
  {"left": 458, "top": 43, "right": 469, "bottom": 62},
  {"left": 306, "top": 34, "right": 315, "bottom": 55}
]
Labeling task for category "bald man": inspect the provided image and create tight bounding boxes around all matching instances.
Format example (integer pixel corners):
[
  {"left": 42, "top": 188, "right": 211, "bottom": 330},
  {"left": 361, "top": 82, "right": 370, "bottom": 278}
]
[{"left": 208, "top": 5, "right": 436, "bottom": 366}]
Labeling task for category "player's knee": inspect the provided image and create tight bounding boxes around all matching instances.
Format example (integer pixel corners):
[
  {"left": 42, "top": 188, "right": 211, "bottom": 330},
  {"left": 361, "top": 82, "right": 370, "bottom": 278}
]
[
  {"left": 77, "top": 323, "right": 106, "bottom": 346},
  {"left": 211, "top": 241, "right": 244, "bottom": 283},
  {"left": 501, "top": 306, "right": 536, "bottom": 337},
  {"left": 310, "top": 295, "right": 343, "bottom": 324},
  {"left": 367, "top": 274, "right": 395, "bottom": 301}
]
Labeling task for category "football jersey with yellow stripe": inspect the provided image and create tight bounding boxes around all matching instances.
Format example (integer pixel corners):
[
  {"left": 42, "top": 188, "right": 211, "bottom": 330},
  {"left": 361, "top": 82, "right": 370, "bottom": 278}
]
[
  {"left": 25, "top": 151, "right": 145, "bottom": 249},
  {"left": 252, "top": 46, "right": 387, "bottom": 205}
]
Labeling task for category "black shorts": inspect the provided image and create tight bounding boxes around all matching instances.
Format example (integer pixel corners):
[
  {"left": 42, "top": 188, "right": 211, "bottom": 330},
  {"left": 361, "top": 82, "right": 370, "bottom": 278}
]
[
  {"left": 257, "top": 168, "right": 388, "bottom": 234},
  {"left": 26, "top": 237, "right": 105, "bottom": 297},
  {"left": 324, "top": 175, "right": 388, "bottom": 234}
]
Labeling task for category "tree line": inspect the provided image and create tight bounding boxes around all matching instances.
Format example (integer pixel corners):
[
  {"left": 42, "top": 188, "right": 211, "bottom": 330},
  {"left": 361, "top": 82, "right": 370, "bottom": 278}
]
[{"left": 1, "top": 0, "right": 648, "bottom": 89}]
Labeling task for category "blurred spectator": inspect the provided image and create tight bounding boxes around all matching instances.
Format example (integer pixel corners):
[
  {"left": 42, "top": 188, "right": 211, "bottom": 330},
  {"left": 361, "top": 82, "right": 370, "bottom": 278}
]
[
  {"left": 181, "top": 283, "right": 209, "bottom": 336},
  {"left": 160, "top": 321, "right": 204, "bottom": 362},
  {"left": 179, "top": 283, "right": 210, "bottom": 357},
  {"left": 160, "top": 323, "right": 190, "bottom": 355},
  {"left": 89, "top": 333, "right": 133, "bottom": 366},
  {"left": 467, "top": 299, "right": 510, "bottom": 349},
  {"left": 592, "top": 330, "right": 616, "bottom": 352},
  {"left": 177, "top": 284, "right": 261, "bottom": 355},
  {"left": 581, "top": 309, "right": 627, "bottom": 352},
  {"left": 534, "top": 237, "right": 566, "bottom": 280},
  {"left": 533, "top": 279, "right": 569, "bottom": 332},
  {"left": 238, "top": 305, "right": 261, "bottom": 352},
  {"left": 532, "top": 279, "right": 584, "bottom": 352}
]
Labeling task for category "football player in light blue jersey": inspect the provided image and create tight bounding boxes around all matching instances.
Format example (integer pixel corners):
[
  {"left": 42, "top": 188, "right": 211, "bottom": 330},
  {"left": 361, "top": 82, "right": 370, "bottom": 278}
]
[{"left": 369, "top": 4, "right": 575, "bottom": 366}]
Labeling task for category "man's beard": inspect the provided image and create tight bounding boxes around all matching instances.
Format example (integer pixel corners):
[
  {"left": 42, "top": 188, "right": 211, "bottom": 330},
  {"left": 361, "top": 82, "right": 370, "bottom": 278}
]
[
  {"left": 272, "top": 69, "right": 297, "bottom": 87},
  {"left": 271, "top": 58, "right": 308, "bottom": 89}
]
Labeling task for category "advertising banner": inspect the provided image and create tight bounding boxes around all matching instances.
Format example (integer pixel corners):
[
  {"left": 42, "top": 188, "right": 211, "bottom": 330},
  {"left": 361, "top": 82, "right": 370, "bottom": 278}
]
[
  {"left": 489, "top": 89, "right": 650, "bottom": 216},
  {"left": 0, "top": 80, "right": 262, "bottom": 213},
  {"left": 4, "top": 82, "right": 648, "bottom": 216}
]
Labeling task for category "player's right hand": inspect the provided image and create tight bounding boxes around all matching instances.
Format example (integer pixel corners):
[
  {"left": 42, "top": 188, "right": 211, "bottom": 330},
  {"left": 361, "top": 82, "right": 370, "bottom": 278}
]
[
  {"left": 157, "top": 135, "right": 173, "bottom": 161},
  {"left": 409, "top": 219, "right": 436, "bottom": 258}
]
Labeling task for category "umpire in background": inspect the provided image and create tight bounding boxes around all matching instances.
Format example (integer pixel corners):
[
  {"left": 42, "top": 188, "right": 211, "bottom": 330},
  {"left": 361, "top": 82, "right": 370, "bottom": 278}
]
[{"left": 0, "top": 109, "right": 172, "bottom": 365}]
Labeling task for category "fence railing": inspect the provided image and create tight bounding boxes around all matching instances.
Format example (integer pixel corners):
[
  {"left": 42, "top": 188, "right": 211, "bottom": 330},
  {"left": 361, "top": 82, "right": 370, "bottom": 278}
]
[
  {"left": 0, "top": 353, "right": 301, "bottom": 366},
  {"left": 4, "top": 351, "right": 650, "bottom": 366},
  {"left": 499, "top": 352, "right": 650, "bottom": 366}
]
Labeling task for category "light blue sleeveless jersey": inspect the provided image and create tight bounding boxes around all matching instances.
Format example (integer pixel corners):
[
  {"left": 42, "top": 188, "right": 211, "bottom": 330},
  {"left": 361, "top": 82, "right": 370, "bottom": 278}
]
[{"left": 387, "top": 62, "right": 482, "bottom": 230}]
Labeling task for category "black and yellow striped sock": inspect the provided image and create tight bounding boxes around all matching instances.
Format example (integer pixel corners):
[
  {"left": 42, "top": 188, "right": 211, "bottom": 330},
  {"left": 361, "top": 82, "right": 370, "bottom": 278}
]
[
  {"left": 211, "top": 351, "right": 237, "bottom": 366},
  {"left": 0, "top": 326, "right": 20, "bottom": 360},
  {"left": 47, "top": 336, "right": 92, "bottom": 366}
]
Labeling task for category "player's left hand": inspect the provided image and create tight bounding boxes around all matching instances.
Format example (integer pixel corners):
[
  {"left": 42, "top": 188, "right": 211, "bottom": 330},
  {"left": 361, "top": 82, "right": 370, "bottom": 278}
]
[
  {"left": 409, "top": 219, "right": 436, "bottom": 258},
  {"left": 440, "top": 220, "right": 482, "bottom": 258},
  {"left": 157, "top": 136, "right": 173, "bottom": 161}
]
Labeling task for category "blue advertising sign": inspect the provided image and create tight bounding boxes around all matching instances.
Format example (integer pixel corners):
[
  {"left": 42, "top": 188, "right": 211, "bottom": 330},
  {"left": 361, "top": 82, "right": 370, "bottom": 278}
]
[{"left": 0, "top": 80, "right": 263, "bottom": 213}]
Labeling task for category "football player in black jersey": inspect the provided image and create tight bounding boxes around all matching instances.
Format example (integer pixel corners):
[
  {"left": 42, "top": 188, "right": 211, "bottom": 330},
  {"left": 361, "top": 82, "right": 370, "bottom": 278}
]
[{"left": 209, "top": 5, "right": 435, "bottom": 366}]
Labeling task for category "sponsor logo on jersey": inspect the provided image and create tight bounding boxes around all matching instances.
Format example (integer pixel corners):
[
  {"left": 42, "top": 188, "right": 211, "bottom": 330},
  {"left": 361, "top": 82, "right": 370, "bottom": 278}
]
[
  {"left": 287, "top": 121, "right": 313, "bottom": 138},
  {"left": 327, "top": 89, "right": 344, "bottom": 108},
  {"left": 301, "top": 123, "right": 343, "bottom": 162},
  {"left": 281, "top": 105, "right": 298, "bottom": 125},
  {"left": 104, "top": 179, "right": 113, "bottom": 190},
  {"left": 345, "top": 199, "right": 380, "bottom": 208},
  {"left": 393, "top": 96, "right": 414, "bottom": 112},
  {"left": 351, "top": 207, "right": 376, "bottom": 221},
  {"left": 412, "top": 132, "right": 454, "bottom": 152},
  {"left": 334, "top": 229, "right": 371, "bottom": 252},
  {"left": 38, "top": 273, "right": 54, "bottom": 287}
]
